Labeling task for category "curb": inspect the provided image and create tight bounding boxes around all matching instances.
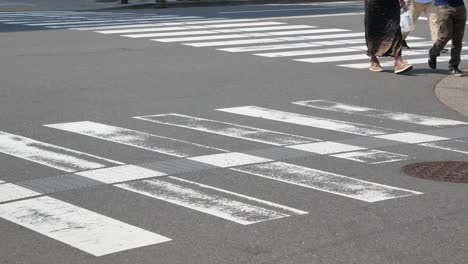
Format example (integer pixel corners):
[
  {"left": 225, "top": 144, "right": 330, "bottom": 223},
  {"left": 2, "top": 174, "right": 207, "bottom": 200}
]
[
  {"left": 434, "top": 67, "right": 468, "bottom": 117},
  {"left": 100, "top": 0, "right": 357, "bottom": 10}
]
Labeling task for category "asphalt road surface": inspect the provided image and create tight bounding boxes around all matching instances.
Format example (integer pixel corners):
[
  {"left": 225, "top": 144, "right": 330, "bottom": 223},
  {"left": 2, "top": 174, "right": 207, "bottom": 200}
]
[{"left": 1, "top": 2, "right": 468, "bottom": 264}]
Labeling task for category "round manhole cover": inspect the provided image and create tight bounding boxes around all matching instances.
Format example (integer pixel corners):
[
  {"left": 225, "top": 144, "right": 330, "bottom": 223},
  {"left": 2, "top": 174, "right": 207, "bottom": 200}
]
[{"left": 403, "top": 162, "right": 468, "bottom": 183}]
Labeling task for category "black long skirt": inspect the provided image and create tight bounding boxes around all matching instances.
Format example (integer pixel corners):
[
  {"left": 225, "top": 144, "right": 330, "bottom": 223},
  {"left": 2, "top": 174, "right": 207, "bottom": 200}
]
[{"left": 364, "top": 0, "right": 403, "bottom": 57}]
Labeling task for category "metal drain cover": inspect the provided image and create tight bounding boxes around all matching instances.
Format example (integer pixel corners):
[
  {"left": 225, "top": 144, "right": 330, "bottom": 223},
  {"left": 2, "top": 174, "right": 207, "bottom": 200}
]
[{"left": 403, "top": 162, "right": 468, "bottom": 183}]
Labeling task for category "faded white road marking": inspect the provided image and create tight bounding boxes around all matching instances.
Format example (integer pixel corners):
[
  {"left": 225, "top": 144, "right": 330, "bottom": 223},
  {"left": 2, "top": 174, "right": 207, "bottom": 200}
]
[
  {"left": 374, "top": 132, "right": 448, "bottom": 144},
  {"left": 218, "top": 42, "right": 324, "bottom": 53},
  {"left": 255, "top": 47, "right": 362, "bottom": 57},
  {"left": 293, "top": 100, "right": 468, "bottom": 127},
  {"left": 0, "top": 196, "right": 171, "bottom": 256},
  {"left": 185, "top": 32, "right": 365, "bottom": 47},
  {"left": 117, "top": 177, "right": 305, "bottom": 225},
  {"left": 72, "top": 19, "right": 259, "bottom": 30},
  {"left": 123, "top": 25, "right": 318, "bottom": 38},
  {"left": 45, "top": 17, "right": 204, "bottom": 29},
  {"left": 339, "top": 55, "right": 468, "bottom": 68},
  {"left": 26, "top": 16, "right": 201, "bottom": 26},
  {"left": 45, "top": 121, "right": 227, "bottom": 158},
  {"left": 97, "top": 22, "right": 293, "bottom": 34},
  {"left": 219, "top": 7, "right": 344, "bottom": 14},
  {"left": 295, "top": 48, "right": 432, "bottom": 63},
  {"left": 188, "top": 152, "right": 272, "bottom": 168},
  {"left": 76, "top": 165, "right": 167, "bottom": 184},
  {"left": 152, "top": 29, "right": 349, "bottom": 42},
  {"left": 135, "top": 113, "right": 317, "bottom": 145},
  {"left": 331, "top": 150, "right": 408, "bottom": 164},
  {"left": 0, "top": 183, "right": 41, "bottom": 203},
  {"left": 420, "top": 140, "right": 468, "bottom": 154},
  {"left": 0, "top": 180, "right": 5, "bottom": 184},
  {"left": 217, "top": 106, "right": 399, "bottom": 136},
  {"left": 288, "top": 141, "right": 365, "bottom": 154},
  {"left": 232, "top": 162, "right": 422, "bottom": 202},
  {"left": 0, "top": 131, "right": 122, "bottom": 172}
]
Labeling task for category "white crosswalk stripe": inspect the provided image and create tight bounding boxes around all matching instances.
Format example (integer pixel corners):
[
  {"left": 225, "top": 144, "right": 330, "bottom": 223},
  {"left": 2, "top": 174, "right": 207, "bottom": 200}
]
[
  {"left": 4, "top": 11, "right": 463, "bottom": 70},
  {"left": 292, "top": 100, "right": 468, "bottom": 127},
  {"left": 0, "top": 196, "right": 171, "bottom": 256}
]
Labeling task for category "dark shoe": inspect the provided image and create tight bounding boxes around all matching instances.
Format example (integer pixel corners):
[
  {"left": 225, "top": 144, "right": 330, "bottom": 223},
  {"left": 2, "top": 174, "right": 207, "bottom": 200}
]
[
  {"left": 449, "top": 66, "right": 464, "bottom": 77},
  {"left": 428, "top": 55, "right": 437, "bottom": 69},
  {"left": 402, "top": 40, "right": 411, "bottom": 49},
  {"left": 441, "top": 48, "right": 449, "bottom": 54}
]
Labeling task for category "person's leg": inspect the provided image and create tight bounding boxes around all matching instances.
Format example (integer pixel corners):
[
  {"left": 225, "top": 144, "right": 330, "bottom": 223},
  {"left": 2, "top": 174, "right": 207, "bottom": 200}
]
[
  {"left": 427, "top": 3, "right": 440, "bottom": 43},
  {"left": 448, "top": 6, "right": 466, "bottom": 69},
  {"left": 429, "top": 6, "right": 453, "bottom": 69},
  {"left": 403, "top": 1, "right": 424, "bottom": 48}
]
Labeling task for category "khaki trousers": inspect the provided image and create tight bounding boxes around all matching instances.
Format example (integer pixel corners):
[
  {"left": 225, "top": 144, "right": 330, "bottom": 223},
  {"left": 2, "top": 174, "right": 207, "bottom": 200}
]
[
  {"left": 402, "top": 0, "right": 439, "bottom": 43},
  {"left": 430, "top": 5, "right": 467, "bottom": 67}
]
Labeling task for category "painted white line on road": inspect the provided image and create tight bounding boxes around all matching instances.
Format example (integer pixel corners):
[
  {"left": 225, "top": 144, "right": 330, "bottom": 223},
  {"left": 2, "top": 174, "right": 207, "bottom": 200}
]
[
  {"left": 331, "top": 150, "right": 408, "bottom": 164},
  {"left": 293, "top": 100, "right": 468, "bottom": 127},
  {"left": 219, "top": 38, "right": 426, "bottom": 53},
  {"left": 135, "top": 113, "right": 317, "bottom": 146},
  {"left": 255, "top": 47, "right": 361, "bottom": 57},
  {"left": 3, "top": 15, "right": 177, "bottom": 24},
  {"left": 52, "top": 17, "right": 207, "bottom": 29},
  {"left": 117, "top": 177, "right": 303, "bottom": 225},
  {"left": 45, "top": 121, "right": 227, "bottom": 158},
  {"left": 232, "top": 162, "right": 421, "bottom": 202},
  {"left": 256, "top": 12, "right": 365, "bottom": 20},
  {"left": 188, "top": 152, "right": 272, "bottom": 168},
  {"left": 339, "top": 55, "right": 468, "bottom": 69},
  {"left": 153, "top": 29, "right": 349, "bottom": 42},
  {"left": 72, "top": 19, "right": 258, "bottom": 30},
  {"left": 218, "top": 42, "right": 324, "bottom": 53},
  {"left": 374, "top": 132, "right": 449, "bottom": 144},
  {"left": 185, "top": 32, "right": 365, "bottom": 47},
  {"left": 124, "top": 25, "right": 315, "bottom": 37},
  {"left": 0, "top": 196, "right": 171, "bottom": 256},
  {"left": 76, "top": 165, "right": 167, "bottom": 184},
  {"left": 288, "top": 141, "right": 365, "bottom": 154},
  {"left": 296, "top": 54, "right": 369, "bottom": 63},
  {"left": 0, "top": 180, "right": 5, "bottom": 184},
  {"left": 0, "top": 131, "right": 122, "bottom": 173},
  {"left": 0, "top": 183, "right": 41, "bottom": 203},
  {"left": 217, "top": 106, "right": 399, "bottom": 136},
  {"left": 97, "top": 22, "right": 289, "bottom": 34},
  {"left": 420, "top": 140, "right": 468, "bottom": 154},
  {"left": 296, "top": 46, "right": 430, "bottom": 63},
  {"left": 219, "top": 7, "right": 344, "bottom": 14},
  {"left": 26, "top": 16, "right": 201, "bottom": 26},
  {"left": 156, "top": 34, "right": 250, "bottom": 42}
]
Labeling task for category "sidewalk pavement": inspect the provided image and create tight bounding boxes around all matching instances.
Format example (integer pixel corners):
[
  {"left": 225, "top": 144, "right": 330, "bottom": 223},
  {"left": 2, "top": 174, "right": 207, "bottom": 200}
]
[
  {"left": 435, "top": 68, "right": 468, "bottom": 117},
  {"left": 0, "top": 0, "right": 355, "bottom": 11}
]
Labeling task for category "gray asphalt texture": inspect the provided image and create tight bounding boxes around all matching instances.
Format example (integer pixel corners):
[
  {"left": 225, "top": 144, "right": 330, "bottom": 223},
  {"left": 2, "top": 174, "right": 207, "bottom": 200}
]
[{"left": 1, "top": 3, "right": 468, "bottom": 264}]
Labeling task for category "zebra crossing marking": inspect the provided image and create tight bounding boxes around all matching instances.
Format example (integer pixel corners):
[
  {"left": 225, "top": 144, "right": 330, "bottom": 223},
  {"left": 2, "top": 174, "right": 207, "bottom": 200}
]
[
  {"left": 0, "top": 196, "right": 171, "bottom": 256},
  {"left": 0, "top": 183, "right": 41, "bottom": 203},
  {"left": 292, "top": 100, "right": 468, "bottom": 127},
  {"left": 4, "top": 11, "right": 462, "bottom": 70},
  {"left": 117, "top": 176, "right": 306, "bottom": 225},
  {"left": 96, "top": 22, "right": 293, "bottom": 34},
  {"left": 231, "top": 162, "right": 422, "bottom": 202},
  {"left": 374, "top": 132, "right": 449, "bottom": 144},
  {"left": 134, "top": 113, "right": 317, "bottom": 146},
  {"left": 217, "top": 106, "right": 400, "bottom": 136},
  {"left": 0, "top": 131, "right": 122, "bottom": 173},
  {"left": 75, "top": 165, "right": 167, "bottom": 184},
  {"left": 330, "top": 149, "right": 409, "bottom": 164},
  {"left": 45, "top": 121, "right": 228, "bottom": 158}
]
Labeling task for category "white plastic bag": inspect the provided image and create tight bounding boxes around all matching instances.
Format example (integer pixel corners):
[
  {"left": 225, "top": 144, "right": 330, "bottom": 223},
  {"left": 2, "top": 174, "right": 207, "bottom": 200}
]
[{"left": 400, "top": 11, "right": 414, "bottom": 33}]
